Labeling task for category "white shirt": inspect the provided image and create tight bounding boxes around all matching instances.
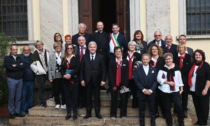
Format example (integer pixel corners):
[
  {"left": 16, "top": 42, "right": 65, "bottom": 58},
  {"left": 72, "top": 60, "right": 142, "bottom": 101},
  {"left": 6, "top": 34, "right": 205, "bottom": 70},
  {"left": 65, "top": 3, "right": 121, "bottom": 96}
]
[
  {"left": 155, "top": 41, "right": 161, "bottom": 47},
  {"left": 157, "top": 64, "right": 184, "bottom": 93},
  {"left": 143, "top": 65, "right": 149, "bottom": 76},
  {"left": 12, "top": 55, "right": 17, "bottom": 61},
  {"left": 126, "top": 52, "right": 134, "bottom": 61},
  {"left": 80, "top": 45, "right": 86, "bottom": 55},
  {"left": 90, "top": 53, "right": 96, "bottom": 61},
  {"left": 190, "top": 66, "right": 199, "bottom": 92}
]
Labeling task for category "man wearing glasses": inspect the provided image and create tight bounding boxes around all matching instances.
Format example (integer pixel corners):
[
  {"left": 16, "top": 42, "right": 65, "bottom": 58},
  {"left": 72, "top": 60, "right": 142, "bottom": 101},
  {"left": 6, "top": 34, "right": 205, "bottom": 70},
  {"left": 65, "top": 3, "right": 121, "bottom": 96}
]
[{"left": 148, "top": 31, "right": 166, "bottom": 50}]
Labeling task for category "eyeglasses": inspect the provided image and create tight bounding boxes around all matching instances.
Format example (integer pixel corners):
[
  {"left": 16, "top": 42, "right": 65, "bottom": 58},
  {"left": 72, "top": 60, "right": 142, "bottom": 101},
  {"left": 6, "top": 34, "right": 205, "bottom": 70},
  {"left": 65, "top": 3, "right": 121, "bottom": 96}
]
[{"left": 155, "top": 35, "right": 161, "bottom": 37}]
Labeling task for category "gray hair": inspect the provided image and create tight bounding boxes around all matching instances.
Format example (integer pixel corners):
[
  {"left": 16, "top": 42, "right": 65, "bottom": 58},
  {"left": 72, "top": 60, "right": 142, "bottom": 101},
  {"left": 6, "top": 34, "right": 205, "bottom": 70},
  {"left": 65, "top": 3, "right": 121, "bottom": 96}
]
[
  {"left": 34, "top": 40, "right": 44, "bottom": 48},
  {"left": 154, "top": 30, "right": 162, "bottom": 35},
  {"left": 128, "top": 41, "right": 136, "bottom": 47},
  {"left": 78, "top": 23, "right": 87, "bottom": 29},
  {"left": 142, "top": 53, "right": 151, "bottom": 59},
  {"left": 88, "top": 41, "right": 97, "bottom": 48},
  {"left": 163, "top": 53, "right": 173, "bottom": 59}
]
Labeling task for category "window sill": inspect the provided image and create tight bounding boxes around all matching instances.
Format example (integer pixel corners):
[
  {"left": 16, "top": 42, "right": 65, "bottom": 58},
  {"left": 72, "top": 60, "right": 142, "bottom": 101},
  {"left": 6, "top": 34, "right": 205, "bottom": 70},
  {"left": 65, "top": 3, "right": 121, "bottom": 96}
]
[
  {"left": 15, "top": 41, "right": 35, "bottom": 45},
  {"left": 186, "top": 35, "right": 210, "bottom": 40}
]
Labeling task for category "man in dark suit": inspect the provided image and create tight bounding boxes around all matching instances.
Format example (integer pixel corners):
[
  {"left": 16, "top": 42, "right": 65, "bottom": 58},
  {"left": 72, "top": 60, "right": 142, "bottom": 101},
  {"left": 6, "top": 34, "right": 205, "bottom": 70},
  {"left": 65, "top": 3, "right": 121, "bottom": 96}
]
[
  {"left": 178, "top": 34, "right": 193, "bottom": 56},
  {"left": 90, "top": 21, "right": 109, "bottom": 60},
  {"left": 163, "top": 35, "right": 177, "bottom": 56},
  {"left": 148, "top": 31, "right": 166, "bottom": 50},
  {"left": 134, "top": 53, "right": 157, "bottom": 126},
  {"left": 108, "top": 24, "right": 128, "bottom": 58},
  {"left": 80, "top": 41, "right": 106, "bottom": 119},
  {"left": 109, "top": 47, "right": 128, "bottom": 119},
  {"left": 76, "top": 36, "right": 89, "bottom": 109},
  {"left": 72, "top": 23, "right": 90, "bottom": 46}
]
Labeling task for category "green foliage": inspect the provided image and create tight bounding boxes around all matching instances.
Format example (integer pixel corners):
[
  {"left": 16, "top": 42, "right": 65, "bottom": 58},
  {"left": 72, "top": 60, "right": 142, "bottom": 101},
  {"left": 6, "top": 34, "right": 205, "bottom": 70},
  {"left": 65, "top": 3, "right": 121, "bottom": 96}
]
[{"left": 0, "top": 32, "right": 16, "bottom": 104}]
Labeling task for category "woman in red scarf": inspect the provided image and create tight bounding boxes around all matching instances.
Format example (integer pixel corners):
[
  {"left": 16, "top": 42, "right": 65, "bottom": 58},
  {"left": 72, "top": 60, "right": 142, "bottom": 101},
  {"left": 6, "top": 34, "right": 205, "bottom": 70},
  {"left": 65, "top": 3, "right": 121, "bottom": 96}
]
[
  {"left": 61, "top": 44, "right": 80, "bottom": 120},
  {"left": 174, "top": 44, "right": 191, "bottom": 118},
  {"left": 109, "top": 47, "right": 128, "bottom": 119},
  {"left": 157, "top": 53, "right": 184, "bottom": 126},
  {"left": 188, "top": 49, "right": 210, "bottom": 126},
  {"left": 123, "top": 41, "right": 141, "bottom": 108}
]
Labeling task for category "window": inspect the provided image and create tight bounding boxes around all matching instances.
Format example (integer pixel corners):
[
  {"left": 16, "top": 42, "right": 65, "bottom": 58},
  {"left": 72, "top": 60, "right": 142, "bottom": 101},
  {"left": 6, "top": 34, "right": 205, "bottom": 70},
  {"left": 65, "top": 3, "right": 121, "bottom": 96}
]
[
  {"left": 0, "top": 0, "right": 28, "bottom": 40},
  {"left": 186, "top": 0, "right": 210, "bottom": 35}
]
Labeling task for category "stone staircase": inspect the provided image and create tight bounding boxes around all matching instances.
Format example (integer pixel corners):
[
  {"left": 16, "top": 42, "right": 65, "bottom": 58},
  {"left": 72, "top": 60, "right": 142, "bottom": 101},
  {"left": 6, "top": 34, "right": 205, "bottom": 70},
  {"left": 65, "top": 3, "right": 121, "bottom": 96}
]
[{"left": 9, "top": 90, "right": 194, "bottom": 126}]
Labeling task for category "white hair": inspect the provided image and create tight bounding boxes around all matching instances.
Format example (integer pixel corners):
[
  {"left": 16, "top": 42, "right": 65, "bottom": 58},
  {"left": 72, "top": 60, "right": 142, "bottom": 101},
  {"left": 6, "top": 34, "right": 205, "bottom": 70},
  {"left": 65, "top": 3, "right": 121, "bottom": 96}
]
[
  {"left": 88, "top": 41, "right": 97, "bottom": 48},
  {"left": 128, "top": 41, "right": 136, "bottom": 47},
  {"left": 154, "top": 30, "right": 162, "bottom": 35},
  {"left": 78, "top": 23, "right": 87, "bottom": 29}
]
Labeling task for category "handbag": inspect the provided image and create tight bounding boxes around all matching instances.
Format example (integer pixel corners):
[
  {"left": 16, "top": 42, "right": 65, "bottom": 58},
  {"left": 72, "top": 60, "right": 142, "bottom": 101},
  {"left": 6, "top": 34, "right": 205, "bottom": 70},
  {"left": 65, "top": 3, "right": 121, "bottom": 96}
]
[{"left": 30, "top": 61, "right": 47, "bottom": 75}]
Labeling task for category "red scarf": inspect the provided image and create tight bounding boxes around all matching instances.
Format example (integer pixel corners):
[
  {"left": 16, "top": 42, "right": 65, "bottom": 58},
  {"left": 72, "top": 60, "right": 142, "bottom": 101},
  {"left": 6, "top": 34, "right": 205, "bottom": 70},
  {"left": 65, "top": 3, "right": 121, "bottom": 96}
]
[
  {"left": 116, "top": 60, "right": 122, "bottom": 87},
  {"left": 179, "top": 53, "right": 186, "bottom": 69},
  {"left": 66, "top": 61, "right": 74, "bottom": 84},
  {"left": 128, "top": 53, "right": 134, "bottom": 79},
  {"left": 188, "top": 61, "right": 204, "bottom": 87},
  {"left": 166, "top": 67, "right": 175, "bottom": 91}
]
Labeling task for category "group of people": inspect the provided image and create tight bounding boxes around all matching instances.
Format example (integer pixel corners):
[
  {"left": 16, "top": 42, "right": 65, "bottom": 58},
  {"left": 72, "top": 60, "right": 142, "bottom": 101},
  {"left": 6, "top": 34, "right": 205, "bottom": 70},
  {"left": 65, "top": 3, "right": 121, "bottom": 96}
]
[{"left": 4, "top": 21, "right": 210, "bottom": 126}]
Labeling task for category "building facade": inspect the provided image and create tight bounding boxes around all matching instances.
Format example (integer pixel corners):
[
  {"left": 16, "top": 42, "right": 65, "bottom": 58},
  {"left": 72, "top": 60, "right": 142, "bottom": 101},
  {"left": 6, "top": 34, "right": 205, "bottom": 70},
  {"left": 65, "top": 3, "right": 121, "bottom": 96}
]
[{"left": 0, "top": 0, "right": 210, "bottom": 61}]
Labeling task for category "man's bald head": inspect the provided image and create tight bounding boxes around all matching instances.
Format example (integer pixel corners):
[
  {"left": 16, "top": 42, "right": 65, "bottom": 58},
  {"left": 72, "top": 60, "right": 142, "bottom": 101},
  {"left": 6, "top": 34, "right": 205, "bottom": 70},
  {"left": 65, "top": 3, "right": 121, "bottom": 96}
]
[
  {"left": 22, "top": 45, "right": 31, "bottom": 56},
  {"left": 165, "top": 35, "right": 173, "bottom": 46},
  {"left": 78, "top": 36, "right": 86, "bottom": 47}
]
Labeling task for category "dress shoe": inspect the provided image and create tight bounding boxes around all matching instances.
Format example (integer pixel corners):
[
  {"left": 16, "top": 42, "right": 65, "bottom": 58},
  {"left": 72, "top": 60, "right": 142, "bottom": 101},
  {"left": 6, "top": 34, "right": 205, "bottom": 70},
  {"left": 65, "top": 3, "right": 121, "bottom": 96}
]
[
  {"left": 10, "top": 114, "right": 15, "bottom": 119},
  {"left": 65, "top": 114, "right": 71, "bottom": 120},
  {"left": 83, "top": 115, "right": 91, "bottom": 119},
  {"left": 96, "top": 114, "right": 102, "bottom": 119},
  {"left": 155, "top": 113, "right": 159, "bottom": 118},
  {"left": 184, "top": 111, "right": 188, "bottom": 118},
  {"left": 40, "top": 104, "right": 47, "bottom": 108},
  {"left": 100, "top": 86, "right": 107, "bottom": 90},
  {"left": 15, "top": 113, "right": 25, "bottom": 117},
  {"left": 73, "top": 115, "right": 77, "bottom": 120}
]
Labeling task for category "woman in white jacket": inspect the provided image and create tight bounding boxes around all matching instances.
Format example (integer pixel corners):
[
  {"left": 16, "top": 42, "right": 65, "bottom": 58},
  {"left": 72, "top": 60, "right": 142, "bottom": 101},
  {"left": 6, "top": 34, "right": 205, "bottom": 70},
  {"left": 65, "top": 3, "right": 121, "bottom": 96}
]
[{"left": 157, "top": 53, "right": 184, "bottom": 126}]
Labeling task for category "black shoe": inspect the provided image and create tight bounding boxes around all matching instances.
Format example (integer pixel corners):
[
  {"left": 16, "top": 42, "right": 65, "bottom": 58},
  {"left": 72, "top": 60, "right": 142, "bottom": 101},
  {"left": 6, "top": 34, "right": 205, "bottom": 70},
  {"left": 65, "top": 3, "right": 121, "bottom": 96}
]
[
  {"left": 10, "top": 114, "right": 15, "bottom": 119},
  {"left": 96, "top": 114, "right": 102, "bottom": 119},
  {"left": 15, "top": 113, "right": 25, "bottom": 117},
  {"left": 65, "top": 114, "right": 71, "bottom": 120},
  {"left": 155, "top": 113, "right": 159, "bottom": 118},
  {"left": 73, "top": 115, "right": 77, "bottom": 120},
  {"left": 83, "top": 115, "right": 91, "bottom": 119},
  {"left": 184, "top": 111, "right": 188, "bottom": 118}
]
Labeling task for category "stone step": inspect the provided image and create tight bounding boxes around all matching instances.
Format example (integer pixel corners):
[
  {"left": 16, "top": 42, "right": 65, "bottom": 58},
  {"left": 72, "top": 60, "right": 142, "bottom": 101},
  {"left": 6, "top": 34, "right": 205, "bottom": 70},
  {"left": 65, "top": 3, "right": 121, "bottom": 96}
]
[
  {"left": 9, "top": 116, "right": 193, "bottom": 126},
  {"left": 46, "top": 98, "right": 133, "bottom": 107},
  {"left": 29, "top": 106, "right": 141, "bottom": 117}
]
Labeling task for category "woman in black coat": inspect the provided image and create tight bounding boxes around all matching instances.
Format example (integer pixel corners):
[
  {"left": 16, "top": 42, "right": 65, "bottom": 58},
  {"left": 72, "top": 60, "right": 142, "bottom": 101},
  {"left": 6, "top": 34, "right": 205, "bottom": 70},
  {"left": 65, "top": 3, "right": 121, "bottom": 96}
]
[
  {"left": 174, "top": 44, "right": 191, "bottom": 118},
  {"left": 61, "top": 44, "right": 80, "bottom": 120},
  {"left": 188, "top": 49, "right": 210, "bottom": 126},
  {"left": 123, "top": 41, "right": 141, "bottom": 108},
  {"left": 148, "top": 44, "right": 164, "bottom": 117},
  {"left": 133, "top": 30, "right": 148, "bottom": 54}
]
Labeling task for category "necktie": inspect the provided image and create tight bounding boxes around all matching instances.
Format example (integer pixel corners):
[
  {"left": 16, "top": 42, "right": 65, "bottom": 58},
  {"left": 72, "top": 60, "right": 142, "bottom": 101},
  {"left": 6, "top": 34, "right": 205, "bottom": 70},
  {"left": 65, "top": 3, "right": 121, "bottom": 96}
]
[
  {"left": 91, "top": 55, "right": 94, "bottom": 61},
  {"left": 80, "top": 47, "right": 84, "bottom": 61},
  {"left": 128, "top": 54, "right": 134, "bottom": 79},
  {"left": 167, "top": 46, "right": 170, "bottom": 52}
]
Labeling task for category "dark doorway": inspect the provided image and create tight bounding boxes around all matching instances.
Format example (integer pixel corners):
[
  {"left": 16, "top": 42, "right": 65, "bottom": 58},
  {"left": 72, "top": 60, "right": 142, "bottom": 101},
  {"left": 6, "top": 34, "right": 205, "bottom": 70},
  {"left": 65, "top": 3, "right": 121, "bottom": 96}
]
[{"left": 92, "top": 0, "right": 116, "bottom": 33}]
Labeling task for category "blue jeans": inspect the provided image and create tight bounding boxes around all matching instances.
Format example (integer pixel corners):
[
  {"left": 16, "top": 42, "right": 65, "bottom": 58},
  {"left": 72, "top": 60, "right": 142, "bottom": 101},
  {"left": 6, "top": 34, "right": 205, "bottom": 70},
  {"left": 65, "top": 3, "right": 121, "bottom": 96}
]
[
  {"left": 7, "top": 77, "right": 23, "bottom": 114},
  {"left": 20, "top": 81, "right": 34, "bottom": 114}
]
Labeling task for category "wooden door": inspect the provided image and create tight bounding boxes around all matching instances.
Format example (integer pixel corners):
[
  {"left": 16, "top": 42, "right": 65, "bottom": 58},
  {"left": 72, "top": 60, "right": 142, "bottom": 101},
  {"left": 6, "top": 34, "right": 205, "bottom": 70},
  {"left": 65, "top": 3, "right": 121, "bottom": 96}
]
[
  {"left": 79, "top": 0, "right": 93, "bottom": 33},
  {"left": 116, "top": 0, "right": 126, "bottom": 35}
]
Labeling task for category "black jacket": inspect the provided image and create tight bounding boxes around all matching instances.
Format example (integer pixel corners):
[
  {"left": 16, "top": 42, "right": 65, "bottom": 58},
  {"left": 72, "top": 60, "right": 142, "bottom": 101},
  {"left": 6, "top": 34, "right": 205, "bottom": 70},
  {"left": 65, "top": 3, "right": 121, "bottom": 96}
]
[
  {"left": 123, "top": 52, "right": 141, "bottom": 67},
  {"left": 174, "top": 53, "right": 191, "bottom": 84},
  {"left": 108, "top": 58, "right": 128, "bottom": 88},
  {"left": 4, "top": 54, "right": 24, "bottom": 79},
  {"left": 149, "top": 56, "right": 164, "bottom": 71},
  {"left": 190, "top": 62, "right": 210, "bottom": 96},
  {"left": 80, "top": 53, "right": 106, "bottom": 85},
  {"left": 61, "top": 56, "right": 80, "bottom": 83}
]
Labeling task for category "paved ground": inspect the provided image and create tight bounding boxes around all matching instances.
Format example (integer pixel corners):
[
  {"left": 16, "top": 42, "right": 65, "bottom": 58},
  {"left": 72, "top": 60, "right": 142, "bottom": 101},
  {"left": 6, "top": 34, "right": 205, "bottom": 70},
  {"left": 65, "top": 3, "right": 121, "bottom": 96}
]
[{"left": 0, "top": 118, "right": 9, "bottom": 126}]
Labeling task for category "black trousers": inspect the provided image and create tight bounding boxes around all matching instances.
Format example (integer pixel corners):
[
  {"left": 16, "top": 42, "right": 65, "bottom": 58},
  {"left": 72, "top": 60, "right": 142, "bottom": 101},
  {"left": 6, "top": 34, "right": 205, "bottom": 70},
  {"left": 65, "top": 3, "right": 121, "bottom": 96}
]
[
  {"left": 64, "top": 81, "right": 79, "bottom": 115},
  {"left": 53, "top": 78, "right": 65, "bottom": 105},
  {"left": 160, "top": 91, "right": 184, "bottom": 126},
  {"left": 191, "top": 92, "right": 209, "bottom": 125},
  {"left": 129, "top": 79, "right": 138, "bottom": 107},
  {"left": 85, "top": 79, "right": 101, "bottom": 116},
  {"left": 155, "top": 88, "right": 165, "bottom": 116},
  {"left": 36, "top": 74, "right": 47, "bottom": 105},
  {"left": 78, "top": 82, "right": 86, "bottom": 107},
  {"left": 138, "top": 93, "right": 156, "bottom": 126},
  {"left": 110, "top": 87, "right": 128, "bottom": 117},
  {"left": 182, "top": 84, "right": 189, "bottom": 112}
]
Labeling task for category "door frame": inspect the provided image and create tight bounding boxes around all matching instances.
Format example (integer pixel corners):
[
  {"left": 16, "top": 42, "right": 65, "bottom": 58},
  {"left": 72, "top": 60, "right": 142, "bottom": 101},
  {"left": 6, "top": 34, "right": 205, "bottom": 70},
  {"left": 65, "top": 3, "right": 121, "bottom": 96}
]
[{"left": 69, "top": 0, "right": 141, "bottom": 40}]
